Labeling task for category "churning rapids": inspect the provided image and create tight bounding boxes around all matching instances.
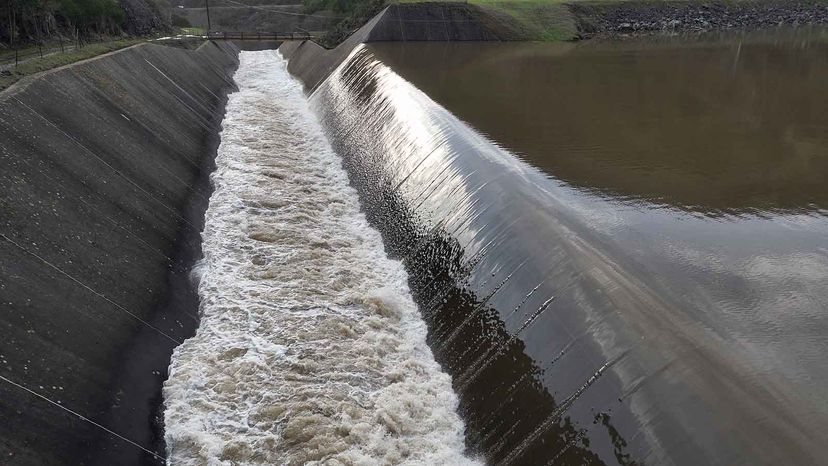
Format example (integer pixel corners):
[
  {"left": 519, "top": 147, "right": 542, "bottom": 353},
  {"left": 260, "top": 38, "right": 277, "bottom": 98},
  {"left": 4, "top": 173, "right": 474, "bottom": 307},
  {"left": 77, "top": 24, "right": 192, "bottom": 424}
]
[{"left": 163, "top": 51, "right": 477, "bottom": 465}]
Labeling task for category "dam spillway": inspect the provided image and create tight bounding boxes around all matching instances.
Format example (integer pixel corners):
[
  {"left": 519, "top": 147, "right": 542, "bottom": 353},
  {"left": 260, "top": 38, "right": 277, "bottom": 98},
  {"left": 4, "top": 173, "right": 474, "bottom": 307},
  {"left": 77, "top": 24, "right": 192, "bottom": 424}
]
[
  {"left": 292, "top": 34, "right": 828, "bottom": 465},
  {"left": 163, "top": 50, "right": 475, "bottom": 465},
  {"left": 0, "top": 18, "right": 826, "bottom": 466}
]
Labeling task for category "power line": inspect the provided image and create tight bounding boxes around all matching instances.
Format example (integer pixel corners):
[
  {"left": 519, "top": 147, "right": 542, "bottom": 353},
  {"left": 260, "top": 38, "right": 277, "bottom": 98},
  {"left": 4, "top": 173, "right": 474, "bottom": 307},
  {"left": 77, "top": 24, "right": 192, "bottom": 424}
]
[
  {"left": 0, "top": 234, "right": 182, "bottom": 345},
  {"left": 0, "top": 374, "right": 165, "bottom": 463}
]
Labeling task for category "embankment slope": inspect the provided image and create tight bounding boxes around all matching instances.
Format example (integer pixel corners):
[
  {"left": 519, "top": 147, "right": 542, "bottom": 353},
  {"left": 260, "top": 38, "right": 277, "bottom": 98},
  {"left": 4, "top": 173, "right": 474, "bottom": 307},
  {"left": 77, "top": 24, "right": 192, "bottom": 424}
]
[
  {"left": 280, "top": 3, "right": 506, "bottom": 91},
  {"left": 0, "top": 41, "right": 238, "bottom": 465}
]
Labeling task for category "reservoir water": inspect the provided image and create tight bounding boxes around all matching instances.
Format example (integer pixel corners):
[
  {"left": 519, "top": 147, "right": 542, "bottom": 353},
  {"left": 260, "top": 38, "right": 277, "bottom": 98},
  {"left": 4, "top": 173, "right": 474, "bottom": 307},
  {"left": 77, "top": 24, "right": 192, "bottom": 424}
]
[{"left": 368, "top": 30, "right": 828, "bottom": 217}]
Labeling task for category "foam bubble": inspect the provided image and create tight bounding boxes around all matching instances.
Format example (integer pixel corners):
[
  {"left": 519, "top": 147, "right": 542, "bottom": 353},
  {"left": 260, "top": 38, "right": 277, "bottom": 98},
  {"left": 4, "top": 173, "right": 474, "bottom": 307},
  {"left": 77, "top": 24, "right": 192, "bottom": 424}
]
[{"left": 163, "top": 50, "right": 478, "bottom": 465}]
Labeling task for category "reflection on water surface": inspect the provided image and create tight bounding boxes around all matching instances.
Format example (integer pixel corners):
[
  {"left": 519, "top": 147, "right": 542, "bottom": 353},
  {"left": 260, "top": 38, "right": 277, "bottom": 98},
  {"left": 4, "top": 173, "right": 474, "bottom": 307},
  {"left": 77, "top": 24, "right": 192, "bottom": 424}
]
[{"left": 369, "top": 30, "right": 828, "bottom": 217}]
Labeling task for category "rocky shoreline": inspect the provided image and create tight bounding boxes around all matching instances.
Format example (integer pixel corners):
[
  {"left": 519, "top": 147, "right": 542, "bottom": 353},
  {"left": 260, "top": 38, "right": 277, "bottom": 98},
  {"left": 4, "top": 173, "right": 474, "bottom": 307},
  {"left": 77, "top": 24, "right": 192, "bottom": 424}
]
[{"left": 570, "top": 1, "right": 828, "bottom": 38}]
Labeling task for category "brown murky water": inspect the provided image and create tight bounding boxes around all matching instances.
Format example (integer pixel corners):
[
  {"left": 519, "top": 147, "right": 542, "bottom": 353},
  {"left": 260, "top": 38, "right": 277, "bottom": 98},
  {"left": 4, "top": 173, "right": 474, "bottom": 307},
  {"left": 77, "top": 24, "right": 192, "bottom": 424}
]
[
  {"left": 369, "top": 30, "right": 828, "bottom": 217},
  {"left": 311, "top": 32, "right": 828, "bottom": 465}
]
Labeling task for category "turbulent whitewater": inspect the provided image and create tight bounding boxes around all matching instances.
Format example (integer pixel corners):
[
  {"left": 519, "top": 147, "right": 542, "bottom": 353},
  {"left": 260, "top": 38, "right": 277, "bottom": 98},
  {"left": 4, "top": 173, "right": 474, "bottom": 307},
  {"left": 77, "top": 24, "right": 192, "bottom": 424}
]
[{"left": 163, "top": 50, "right": 475, "bottom": 465}]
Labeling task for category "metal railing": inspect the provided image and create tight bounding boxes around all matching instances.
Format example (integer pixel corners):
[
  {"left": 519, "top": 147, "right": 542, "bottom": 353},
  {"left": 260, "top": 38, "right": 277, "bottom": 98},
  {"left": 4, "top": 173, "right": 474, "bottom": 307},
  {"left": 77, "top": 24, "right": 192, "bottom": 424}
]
[{"left": 206, "top": 31, "right": 316, "bottom": 41}]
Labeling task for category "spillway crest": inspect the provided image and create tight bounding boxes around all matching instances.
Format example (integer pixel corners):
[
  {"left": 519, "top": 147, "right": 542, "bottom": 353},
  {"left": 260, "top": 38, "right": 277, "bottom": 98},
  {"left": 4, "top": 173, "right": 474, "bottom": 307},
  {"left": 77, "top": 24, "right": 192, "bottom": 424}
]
[{"left": 163, "top": 50, "right": 477, "bottom": 465}]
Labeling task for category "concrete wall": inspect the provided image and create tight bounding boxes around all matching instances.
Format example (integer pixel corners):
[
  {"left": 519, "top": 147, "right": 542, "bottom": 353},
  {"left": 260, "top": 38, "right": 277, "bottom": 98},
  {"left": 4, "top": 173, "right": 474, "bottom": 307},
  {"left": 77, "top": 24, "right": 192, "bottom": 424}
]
[
  {"left": 279, "top": 19, "right": 376, "bottom": 93},
  {"left": 0, "top": 41, "right": 239, "bottom": 465},
  {"left": 279, "top": 3, "right": 504, "bottom": 93}
]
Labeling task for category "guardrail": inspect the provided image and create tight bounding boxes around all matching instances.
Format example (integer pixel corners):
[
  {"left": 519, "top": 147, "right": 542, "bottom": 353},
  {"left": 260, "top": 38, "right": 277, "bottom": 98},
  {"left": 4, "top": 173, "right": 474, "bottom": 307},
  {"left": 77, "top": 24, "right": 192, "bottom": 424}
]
[{"left": 207, "top": 31, "right": 316, "bottom": 41}]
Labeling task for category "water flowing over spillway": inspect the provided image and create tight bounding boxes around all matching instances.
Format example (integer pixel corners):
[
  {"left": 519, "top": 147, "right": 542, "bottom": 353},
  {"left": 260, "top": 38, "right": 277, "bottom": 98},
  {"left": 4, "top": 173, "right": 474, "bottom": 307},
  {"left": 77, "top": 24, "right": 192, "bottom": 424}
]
[
  {"left": 305, "top": 43, "right": 827, "bottom": 465},
  {"left": 163, "top": 51, "right": 477, "bottom": 465}
]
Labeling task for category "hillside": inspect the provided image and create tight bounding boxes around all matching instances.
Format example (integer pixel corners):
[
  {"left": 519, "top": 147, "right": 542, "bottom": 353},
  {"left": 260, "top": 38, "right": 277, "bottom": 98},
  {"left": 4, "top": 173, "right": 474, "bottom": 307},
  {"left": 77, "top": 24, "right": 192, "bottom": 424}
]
[{"left": 168, "top": 0, "right": 337, "bottom": 32}]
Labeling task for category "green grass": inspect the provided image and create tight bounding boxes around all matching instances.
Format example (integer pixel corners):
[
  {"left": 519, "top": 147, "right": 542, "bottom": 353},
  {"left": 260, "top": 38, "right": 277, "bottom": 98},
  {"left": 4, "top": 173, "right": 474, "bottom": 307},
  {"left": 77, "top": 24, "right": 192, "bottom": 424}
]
[
  {"left": 472, "top": 0, "right": 578, "bottom": 40},
  {"left": 0, "top": 40, "right": 74, "bottom": 62},
  {"left": 181, "top": 27, "right": 206, "bottom": 35},
  {"left": 393, "top": 0, "right": 581, "bottom": 40},
  {"left": 1, "top": 38, "right": 145, "bottom": 92}
]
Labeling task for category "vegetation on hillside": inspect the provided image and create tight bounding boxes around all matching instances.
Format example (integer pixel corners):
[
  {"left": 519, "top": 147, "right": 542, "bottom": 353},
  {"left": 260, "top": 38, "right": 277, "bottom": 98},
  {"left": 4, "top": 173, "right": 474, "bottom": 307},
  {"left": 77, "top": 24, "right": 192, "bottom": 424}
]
[
  {"left": 304, "top": 0, "right": 386, "bottom": 47},
  {"left": 466, "top": 0, "right": 577, "bottom": 40},
  {"left": 1, "top": 37, "right": 142, "bottom": 90},
  {"left": 1, "top": 0, "right": 123, "bottom": 44},
  {"left": 0, "top": 0, "right": 170, "bottom": 46}
]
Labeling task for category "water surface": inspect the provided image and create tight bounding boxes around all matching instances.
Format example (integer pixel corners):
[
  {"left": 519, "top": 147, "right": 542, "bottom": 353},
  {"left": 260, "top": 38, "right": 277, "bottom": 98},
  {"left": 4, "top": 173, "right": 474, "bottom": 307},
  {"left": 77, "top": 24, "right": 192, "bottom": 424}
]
[{"left": 370, "top": 31, "right": 828, "bottom": 216}]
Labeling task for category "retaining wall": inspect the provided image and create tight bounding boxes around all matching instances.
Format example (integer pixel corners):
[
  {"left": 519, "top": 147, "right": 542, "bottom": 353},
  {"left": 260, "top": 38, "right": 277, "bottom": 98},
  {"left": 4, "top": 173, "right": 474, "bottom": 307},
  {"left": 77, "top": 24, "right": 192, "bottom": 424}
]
[{"left": 0, "top": 40, "right": 239, "bottom": 465}]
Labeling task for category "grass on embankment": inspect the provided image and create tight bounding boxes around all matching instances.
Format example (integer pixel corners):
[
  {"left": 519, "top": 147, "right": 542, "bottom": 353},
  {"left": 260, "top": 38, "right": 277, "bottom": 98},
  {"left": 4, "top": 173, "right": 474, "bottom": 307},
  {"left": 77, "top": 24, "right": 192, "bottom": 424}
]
[
  {"left": 0, "top": 39, "right": 146, "bottom": 92},
  {"left": 181, "top": 27, "right": 207, "bottom": 35},
  {"left": 471, "top": 0, "right": 579, "bottom": 40},
  {"left": 392, "top": 0, "right": 581, "bottom": 40}
]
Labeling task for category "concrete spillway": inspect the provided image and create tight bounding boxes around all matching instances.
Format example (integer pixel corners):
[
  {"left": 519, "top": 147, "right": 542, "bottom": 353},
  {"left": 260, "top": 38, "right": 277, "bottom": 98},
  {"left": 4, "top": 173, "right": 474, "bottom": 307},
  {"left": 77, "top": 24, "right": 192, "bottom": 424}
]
[
  {"left": 0, "top": 8, "right": 502, "bottom": 460},
  {"left": 0, "top": 41, "right": 238, "bottom": 464},
  {"left": 162, "top": 50, "right": 476, "bottom": 465},
  {"left": 278, "top": 21, "right": 827, "bottom": 465},
  {"left": 1, "top": 5, "right": 826, "bottom": 464}
]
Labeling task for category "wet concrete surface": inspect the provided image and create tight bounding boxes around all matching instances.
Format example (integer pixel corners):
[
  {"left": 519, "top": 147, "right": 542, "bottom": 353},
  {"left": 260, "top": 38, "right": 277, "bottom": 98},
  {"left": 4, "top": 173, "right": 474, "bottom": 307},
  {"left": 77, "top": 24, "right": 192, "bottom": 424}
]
[
  {"left": 369, "top": 29, "right": 828, "bottom": 216},
  {"left": 299, "top": 30, "right": 828, "bottom": 464}
]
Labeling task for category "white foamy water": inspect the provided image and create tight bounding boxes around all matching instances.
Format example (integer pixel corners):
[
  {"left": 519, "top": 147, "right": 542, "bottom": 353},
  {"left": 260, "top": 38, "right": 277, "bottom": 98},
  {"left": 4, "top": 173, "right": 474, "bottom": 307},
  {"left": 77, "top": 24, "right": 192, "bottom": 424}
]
[{"left": 163, "top": 50, "right": 476, "bottom": 465}]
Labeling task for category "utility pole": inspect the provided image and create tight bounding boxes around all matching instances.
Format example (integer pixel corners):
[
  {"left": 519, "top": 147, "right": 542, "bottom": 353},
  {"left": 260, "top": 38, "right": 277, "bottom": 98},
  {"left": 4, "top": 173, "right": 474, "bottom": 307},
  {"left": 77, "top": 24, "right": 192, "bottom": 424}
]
[
  {"left": 205, "top": 0, "right": 211, "bottom": 32},
  {"left": 11, "top": 0, "right": 17, "bottom": 67},
  {"left": 7, "top": 0, "right": 12, "bottom": 50},
  {"left": 37, "top": 16, "right": 42, "bottom": 58}
]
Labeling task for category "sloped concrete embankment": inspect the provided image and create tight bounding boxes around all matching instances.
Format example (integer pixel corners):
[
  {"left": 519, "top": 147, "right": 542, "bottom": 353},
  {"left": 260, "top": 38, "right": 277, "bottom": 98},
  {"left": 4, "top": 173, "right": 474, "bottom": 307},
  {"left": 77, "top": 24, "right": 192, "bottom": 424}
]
[
  {"left": 0, "top": 41, "right": 239, "bottom": 465},
  {"left": 280, "top": 3, "right": 504, "bottom": 92}
]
